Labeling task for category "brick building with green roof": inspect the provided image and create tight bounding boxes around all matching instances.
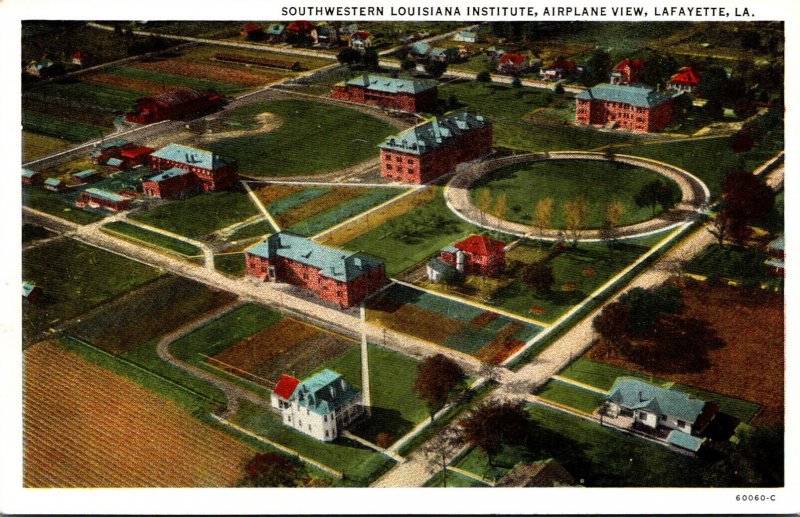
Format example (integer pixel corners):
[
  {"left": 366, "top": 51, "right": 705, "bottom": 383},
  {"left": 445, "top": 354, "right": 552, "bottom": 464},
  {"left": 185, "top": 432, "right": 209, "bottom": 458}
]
[
  {"left": 576, "top": 83, "right": 675, "bottom": 132},
  {"left": 379, "top": 111, "right": 493, "bottom": 184},
  {"left": 331, "top": 73, "right": 438, "bottom": 112}
]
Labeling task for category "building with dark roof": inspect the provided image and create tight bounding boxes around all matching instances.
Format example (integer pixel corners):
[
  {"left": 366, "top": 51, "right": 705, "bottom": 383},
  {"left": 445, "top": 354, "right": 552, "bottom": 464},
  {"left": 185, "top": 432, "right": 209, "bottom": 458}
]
[
  {"left": 331, "top": 74, "right": 438, "bottom": 112},
  {"left": 379, "top": 111, "right": 492, "bottom": 184},
  {"left": 125, "top": 88, "right": 223, "bottom": 124},
  {"left": 245, "top": 232, "right": 386, "bottom": 308},
  {"left": 576, "top": 83, "right": 675, "bottom": 132},
  {"left": 149, "top": 143, "right": 238, "bottom": 192},
  {"left": 440, "top": 234, "right": 506, "bottom": 277}
]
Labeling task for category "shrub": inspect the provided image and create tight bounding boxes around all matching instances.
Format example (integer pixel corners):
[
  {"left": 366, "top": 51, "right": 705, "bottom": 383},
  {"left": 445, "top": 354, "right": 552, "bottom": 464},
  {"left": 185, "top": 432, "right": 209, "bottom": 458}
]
[{"left": 476, "top": 71, "right": 492, "bottom": 83}]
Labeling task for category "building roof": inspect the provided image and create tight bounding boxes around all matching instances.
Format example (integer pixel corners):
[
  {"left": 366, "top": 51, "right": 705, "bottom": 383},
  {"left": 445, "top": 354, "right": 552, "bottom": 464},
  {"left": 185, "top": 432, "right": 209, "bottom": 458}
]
[
  {"left": 106, "top": 157, "right": 123, "bottom": 167},
  {"left": 499, "top": 53, "right": 527, "bottom": 66},
  {"left": 670, "top": 66, "right": 701, "bottom": 86},
  {"left": 341, "top": 74, "right": 437, "bottom": 95},
  {"left": 89, "top": 139, "right": 130, "bottom": 158},
  {"left": 22, "top": 281, "right": 39, "bottom": 298},
  {"left": 144, "top": 88, "right": 215, "bottom": 109},
  {"left": 351, "top": 31, "right": 371, "bottom": 40},
  {"left": 456, "top": 31, "right": 477, "bottom": 39},
  {"left": 666, "top": 430, "right": 704, "bottom": 452},
  {"left": 151, "top": 143, "right": 233, "bottom": 171},
  {"left": 22, "top": 168, "right": 39, "bottom": 178},
  {"left": 428, "top": 257, "right": 455, "bottom": 274},
  {"left": 410, "top": 42, "right": 431, "bottom": 55},
  {"left": 614, "top": 58, "right": 645, "bottom": 72},
  {"left": 145, "top": 167, "right": 193, "bottom": 183},
  {"left": 286, "top": 20, "right": 316, "bottom": 33},
  {"left": 73, "top": 169, "right": 99, "bottom": 179},
  {"left": 576, "top": 83, "right": 673, "bottom": 108},
  {"left": 496, "top": 459, "right": 575, "bottom": 487},
  {"left": 120, "top": 146, "right": 154, "bottom": 159},
  {"left": 290, "top": 369, "right": 360, "bottom": 416},
  {"left": 455, "top": 234, "right": 506, "bottom": 257},
  {"left": 546, "top": 59, "right": 577, "bottom": 71},
  {"left": 242, "top": 23, "right": 262, "bottom": 33},
  {"left": 430, "top": 47, "right": 447, "bottom": 57},
  {"left": 44, "top": 178, "right": 63, "bottom": 186},
  {"left": 84, "top": 187, "right": 126, "bottom": 202},
  {"left": 380, "top": 111, "right": 489, "bottom": 156},
  {"left": 273, "top": 374, "right": 301, "bottom": 400},
  {"left": 768, "top": 234, "right": 784, "bottom": 251},
  {"left": 765, "top": 257, "right": 785, "bottom": 269},
  {"left": 266, "top": 23, "right": 285, "bottom": 35},
  {"left": 246, "top": 232, "right": 384, "bottom": 282},
  {"left": 607, "top": 378, "right": 707, "bottom": 423}
]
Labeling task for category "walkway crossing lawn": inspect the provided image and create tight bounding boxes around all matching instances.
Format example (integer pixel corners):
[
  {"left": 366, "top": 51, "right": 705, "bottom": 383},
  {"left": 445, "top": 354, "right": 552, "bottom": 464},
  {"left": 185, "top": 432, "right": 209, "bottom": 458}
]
[
  {"left": 558, "top": 358, "right": 761, "bottom": 423},
  {"left": 471, "top": 159, "right": 680, "bottom": 229},
  {"left": 229, "top": 220, "right": 272, "bottom": 240},
  {"left": 288, "top": 189, "right": 404, "bottom": 237},
  {"left": 536, "top": 380, "right": 607, "bottom": 415},
  {"left": 22, "top": 111, "right": 107, "bottom": 143},
  {"left": 685, "top": 244, "right": 771, "bottom": 283},
  {"left": 215, "top": 252, "right": 246, "bottom": 277},
  {"left": 131, "top": 190, "right": 259, "bottom": 238},
  {"left": 104, "top": 65, "right": 246, "bottom": 96},
  {"left": 23, "top": 238, "right": 163, "bottom": 340},
  {"left": 455, "top": 404, "right": 703, "bottom": 487},
  {"left": 308, "top": 344, "right": 429, "bottom": 443},
  {"left": 23, "top": 186, "right": 104, "bottom": 225},
  {"left": 205, "top": 99, "right": 397, "bottom": 177},
  {"left": 438, "top": 81, "right": 634, "bottom": 152},
  {"left": 103, "top": 221, "right": 202, "bottom": 257},
  {"left": 231, "top": 400, "right": 394, "bottom": 484},
  {"left": 424, "top": 470, "right": 488, "bottom": 487}
]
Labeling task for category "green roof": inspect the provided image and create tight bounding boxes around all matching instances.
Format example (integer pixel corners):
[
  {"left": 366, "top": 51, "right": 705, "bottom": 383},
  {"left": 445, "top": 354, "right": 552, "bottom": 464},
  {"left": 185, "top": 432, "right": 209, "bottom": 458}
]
[
  {"left": 73, "top": 169, "right": 99, "bottom": 179},
  {"left": 607, "top": 378, "right": 707, "bottom": 423},
  {"left": 768, "top": 235, "right": 784, "bottom": 251},
  {"left": 666, "top": 430, "right": 704, "bottom": 452},
  {"left": 380, "top": 111, "right": 490, "bottom": 156},
  {"left": 341, "top": 74, "right": 437, "bottom": 95},
  {"left": 44, "top": 178, "right": 63, "bottom": 186},
  {"left": 84, "top": 187, "right": 126, "bottom": 202},
  {"left": 457, "top": 31, "right": 477, "bottom": 39},
  {"left": 22, "top": 281, "right": 38, "bottom": 298},
  {"left": 22, "top": 168, "right": 38, "bottom": 178},
  {"left": 576, "top": 83, "right": 674, "bottom": 108},
  {"left": 146, "top": 167, "right": 193, "bottom": 183},
  {"left": 151, "top": 143, "right": 233, "bottom": 171},
  {"left": 290, "top": 369, "right": 360, "bottom": 416},
  {"left": 246, "top": 232, "right": 383, "bottom": 282}
]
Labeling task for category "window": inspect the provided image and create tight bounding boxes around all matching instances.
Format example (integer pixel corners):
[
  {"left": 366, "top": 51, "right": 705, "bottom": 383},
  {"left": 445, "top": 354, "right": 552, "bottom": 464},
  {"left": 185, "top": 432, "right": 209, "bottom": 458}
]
[
  {"left": 308, "top": 424, "right": 312, "bottom": 430},
  {"left": 323, "top": 415, "right": 327, "bottom": 422},
  {"left": 660, "top": 414, "right": 667, "bottom": 421},
  {"left": 677, "top": 419, "right": 686, "bottom": 427},
  {"left": 325, "top": 430, "right": 329, "bottom": 438},
  {"left": 395, "top": 156, "right": 401, "bottom": 162},
  {"left": 386, "top": 164, "right": 392, "bottom": 170}
]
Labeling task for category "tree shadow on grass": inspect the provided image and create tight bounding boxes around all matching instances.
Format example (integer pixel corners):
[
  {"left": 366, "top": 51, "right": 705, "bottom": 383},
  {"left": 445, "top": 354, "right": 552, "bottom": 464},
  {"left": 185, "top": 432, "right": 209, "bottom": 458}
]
[{"left": 350, "top": 407, "right": 413, "bottom": 445}]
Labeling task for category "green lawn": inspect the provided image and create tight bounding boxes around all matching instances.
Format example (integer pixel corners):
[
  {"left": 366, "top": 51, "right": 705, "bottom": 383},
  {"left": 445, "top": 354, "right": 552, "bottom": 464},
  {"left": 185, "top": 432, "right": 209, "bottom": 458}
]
[
  {"left": 22, "top": 186, "right": 104, "bottom": 225},
  {"left": 22, "top": 110, "right": 108, "bottom": 142},
  {"left": 23, "top": 238, "right": 163, "bottom": 340},
  {"left": 28, "top": 80, "right": 146, "bottom": 112},
  {"left": 471, "top": 159, "right": 680, "bottom": 229},
  {"left": 22, "top": 223, "right": 56, "bottom": 244},
  {"left": 215, "top": 252, "right": 246, "bottom": 277},
  {"left": 438, "top": 81, "right": 634, "bottom": 152},
  {"left": 424, "top": 469, "right": 488, "bottom": 487},
  {"left": 103, "top": 221, "right": 203, "bottom": 257},
  {"left": 309, "top": 344, "right": 429, "bottom": 443},
  {"left": 131, "top": 189, "right": 259, "bottom": 238},
  {"left": 559, "top": 358, "right": 761, "bottom": 423},
  {"left": 536, "top": 380, "right": 607, "bottom": 414},
  {"left": 206, "top": 99, "right": 397, "bottom": 176},
  {"left": 108, "top": 65, "right": 246, "bottom": 96},
  {"left": 229, "top": 220, "right": 272, "bottom": 240},
  {"left": 685, "top": 244, "right": 771, "bottom": 283},
  {"left": 287, "top": 189, "right": 404, "bottom": 237},
  {"left": 232, "top": 400, "right": 394, "bottom": 484}
]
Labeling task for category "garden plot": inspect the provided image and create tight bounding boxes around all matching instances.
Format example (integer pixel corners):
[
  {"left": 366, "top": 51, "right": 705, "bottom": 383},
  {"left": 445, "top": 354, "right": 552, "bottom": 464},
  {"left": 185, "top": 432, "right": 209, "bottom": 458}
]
[{"left": 366, "top": 284, "right": 542, "bottom": 364}]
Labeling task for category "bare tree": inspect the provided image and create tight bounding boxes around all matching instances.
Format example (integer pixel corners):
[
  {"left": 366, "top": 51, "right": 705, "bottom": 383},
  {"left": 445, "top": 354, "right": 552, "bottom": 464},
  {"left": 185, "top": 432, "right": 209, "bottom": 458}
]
[
  {"left": 420, "top": 425, "right": 463, "bottom": 487},
  {"left": 564, "top": 197, "right": 590, "bottom": 247},
  {"left": 603, "top": 200, "right": 626, "bottom": 257},
  {"left": 494, "top": 192, "right": 508, "bottom": 221},
  {"left": 706, "top": 212, "right": 732, "bottom": 246},
  {"left": 534, "top": 197, "right": 554, "bottom": 246}
]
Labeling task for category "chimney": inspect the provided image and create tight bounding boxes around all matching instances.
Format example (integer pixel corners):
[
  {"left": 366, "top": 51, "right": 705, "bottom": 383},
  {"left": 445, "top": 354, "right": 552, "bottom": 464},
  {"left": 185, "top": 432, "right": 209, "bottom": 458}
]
[{"left": 639, "top": 391, "right": 644, "bottom": 402}]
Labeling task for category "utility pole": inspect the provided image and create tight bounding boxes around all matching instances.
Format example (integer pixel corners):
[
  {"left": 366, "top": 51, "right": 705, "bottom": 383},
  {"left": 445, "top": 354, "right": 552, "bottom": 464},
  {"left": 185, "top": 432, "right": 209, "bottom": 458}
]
[{"left": 360, "top": 303, "right": 372, "bottom": 418}]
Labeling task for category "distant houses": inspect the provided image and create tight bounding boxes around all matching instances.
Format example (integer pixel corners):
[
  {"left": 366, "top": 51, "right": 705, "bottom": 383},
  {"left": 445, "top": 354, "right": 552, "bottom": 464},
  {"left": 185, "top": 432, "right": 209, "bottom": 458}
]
[
  {"left": 496, "top": 459, "right": 575, "bottom": 487},
  {"left": 453, "top": 31, "right": 478, "bottom": 43},
  {"left": 540, "top": 59, "right": 579, "bottom": 81},
  {"left": 331, "top": 74, "right": 438, "bottom": 113},
  {"left": 379, "top": 112, "right": 492, "bottom": 184},
  {"left": 765, "top": 234, "right": 785, "bottom": 277},
  {"left": 575, "top": 83, "right": 675, "bottom": 133},
  {"left": 349, "top": 31, "right": 373, "bottom": 50},
  {"left": 245, "top": 232, "right": 387, "bottom": 308},
  {"left": 71, "top": 169, "right": 102, "bottom": 184},
  {"left": 43, "top": 177, "right": 65, "bottom": 192},
  {"left": 497, "top": 53, "right": 532, "bottom": 75}
]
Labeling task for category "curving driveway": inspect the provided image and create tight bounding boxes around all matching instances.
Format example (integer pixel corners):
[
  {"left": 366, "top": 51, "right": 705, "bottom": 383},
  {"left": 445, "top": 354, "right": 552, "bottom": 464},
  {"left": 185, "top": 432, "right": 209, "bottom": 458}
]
[{"left": 444, "top": 151, "right": 711, "bottom": 242}]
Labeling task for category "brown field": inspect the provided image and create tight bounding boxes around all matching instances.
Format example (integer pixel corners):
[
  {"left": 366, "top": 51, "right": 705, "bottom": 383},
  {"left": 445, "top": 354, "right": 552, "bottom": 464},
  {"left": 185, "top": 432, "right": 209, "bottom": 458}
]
[
  {"left": 84, "top": 72, "right": 168, "bottom": 94},
  {"left": 587, "top": 281, "right": 784, "bottom": 425},
  {"left": 474, "top": 322, "right": 526, "bottom": 364},
  {"left": 254, "top": 184, "right": 304, "bottom": 206},
  {"left": 132, "top": 59, "right": 275, "bottom": 87},
  {"left": 23, "top": 131, "right": 67, "bottom": 161},
  {"left": 276, "top": 188, "right": 364, "bottom": 228},
  {"left": 367, "top": 296, "right": 462, "bottom": 344},
  {"left": 318, "top": 187, "right": 436, "bottom": 247},
  {"left": 23, "top": 341, "right": 254, "bottom": 487}
]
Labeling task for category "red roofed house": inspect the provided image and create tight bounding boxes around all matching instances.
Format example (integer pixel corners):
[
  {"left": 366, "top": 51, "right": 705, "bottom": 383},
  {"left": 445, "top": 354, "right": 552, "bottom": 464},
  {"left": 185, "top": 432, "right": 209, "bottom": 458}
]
[
  {"left": 126, "top": 88, "right": 223, "bottom": 124},
  {"left": 540, "top": 59, "right": 579, "bottom": 81},
  {"left": 349, "top": 31, "right": 373, "bottom": 50},
  {"left": 71, "top": 51, "right": 84, "bottom": 66},
  {"left": 610, "top": 58, "right": 645, "bottom": 86},
  {"left": 271, "top": 374, "right": 301, "bottom": 410},
  {"left": 119, "top": 146, "right": 154, "bottom": 168},
  {"left": 497, "top": 53, "right": 531, "bottom": 75},
  {"left": 440, "top": 234, "right": 506, "bottom": 277},
  {"left": 668, "top": 67, "right": 702, "bottom": 94},
  {"left": 285, "top": 20, "right": 316, "bottom": 44},
  {"left": 241, "top": 23, "right": 264, "bottom": 39}
]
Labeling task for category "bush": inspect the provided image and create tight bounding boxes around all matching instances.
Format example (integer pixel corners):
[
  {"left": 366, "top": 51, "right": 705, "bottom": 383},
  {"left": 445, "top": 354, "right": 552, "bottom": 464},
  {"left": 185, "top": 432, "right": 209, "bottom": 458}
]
[
  {"left": 476, "top": 71, "right": 492, "bottom": 83},
  {"left": 511, "top": 76, "right": 522, "bottom": 88},
  {"left": 376, "top": 432, "right": 393, "bottom": 449}
]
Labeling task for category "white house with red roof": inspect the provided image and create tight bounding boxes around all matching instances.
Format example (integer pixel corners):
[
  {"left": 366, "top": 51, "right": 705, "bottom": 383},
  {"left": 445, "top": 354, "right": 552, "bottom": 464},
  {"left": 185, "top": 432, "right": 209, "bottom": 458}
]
[
  {"left": 349, "top": 31, "right": 373, "bottom": 50},
  {"left": 271, "top": 374, "right": 301, "bottom": 411},
  {"left": 497, "top": 53, "right": 532, "bottom": 75},
  {"left": 440, "top": 234, "right": 506, "bottom": 277},
  {"left": 668, "top": 67, "right": 702, "bottom": 94},
  {"left": 610, "top": 58, "right": 645, "bottom": 86},
  {"left": 540, "top": 58, "right": 580, "bottom": 80}
]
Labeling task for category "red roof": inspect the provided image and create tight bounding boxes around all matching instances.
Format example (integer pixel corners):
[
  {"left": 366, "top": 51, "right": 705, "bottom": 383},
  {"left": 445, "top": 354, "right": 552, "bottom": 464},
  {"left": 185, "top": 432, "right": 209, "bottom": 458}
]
[
  {"left": 455, "top": 235, "right": 506, "bottom": 257},
  {"left": 72, "top": 51, "right": 83, "bottom": 59},
  {"left": 670, "top": 66, "right": 701, "bottom": 86},
  {"left": 352, "top": 31, "right": 372, "bottom": 40},
  {"left": 286, "top": 20, "right": 316, "bottom": 33},
  {"left": 614, "top": 58, "right": 645, "bottom": 72},
  {"left": 499, "top": 53, "right": 527, "bottom": 66},
  {"left": 242, "top": 23, "right": 262, "bottom": 33},
  {"left": 120, "top": 146, "right": 154, "bottom": 159},
  {"left": 547, "top": 59, "right": 577, "bottom": 71},
  {"left": 273, "top": 374, "right": 300, "bottom": 400}
]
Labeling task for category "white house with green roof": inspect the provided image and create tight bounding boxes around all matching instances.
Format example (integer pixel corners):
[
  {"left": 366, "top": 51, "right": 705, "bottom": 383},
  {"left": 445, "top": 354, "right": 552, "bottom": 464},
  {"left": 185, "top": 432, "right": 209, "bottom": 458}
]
[{"left": 279, "top": 369, "right": 364, "bottom": 442}]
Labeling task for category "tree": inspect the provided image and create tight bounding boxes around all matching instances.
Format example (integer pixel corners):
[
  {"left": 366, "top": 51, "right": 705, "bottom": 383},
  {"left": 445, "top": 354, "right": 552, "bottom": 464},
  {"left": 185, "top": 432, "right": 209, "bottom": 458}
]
[
  {"left": 241, "top": 452, "right": 308, "bottom": 487},
  {"left": 635, "top": 180, "right": 675, "bottom": 216},
  {"left": 603, "top": 200, "right": 625, "bottom": 257},
  {"left": 448, "top": 93, "right": 459, "bottom": 109},
  {"left": 337, "top": 47, "right": 361, "bottom": 67},
  {"left": 722, "top": 169, "right": 775, "bottom": 236},
  {"left": 638, "top": 51, "right": 678, "bottom": 89},
  {"left": 563, "top": 197, "right": 589, "bottom": 247},
  {"left": 412, "top": 354, "right": 465, "bottom": 420},
  {"left": 731, "top": 128, "right": 756, "bottom": 153},
  {"left": 534, "top": 197, "right": 554, "bottom": 245},
  {"left": 494, "top": 192, "right": 508, "bottom": 220},
  {"left": 459, "top": 401, "right": 529, "bottom": 468},
  {"left": 673, "top": 92, "right": 694, "bottom": 118},
  {"left": 400, "top": 56, "right": 417, "bottom": 72},
  {"left": 699, "top": 66, "right": 729, "bottom": 105},
  {"left": 554, "top": 83, "right": 565, "bottom": 94},
  {"left": 522, "top": 262, "right": 555, "bottom": 294},
  {"left": 618, "top": 285, "right": 683, "bottom": 336},
  {"left": 476, "top": 71, "right": 492, "bottom": 83},
  {"left": 705, "top": 212, "right": 733, "bottom": 246},
  {"left": 583, "top": 49, "right": 611, "bottom": 86},
  {"left": 603, "top": 147, "right": 616, "bottom": 161},
  {"left": 511, "top": 76, "right": 522, "bottom": 88},
  {"left": 425, "top": 60, "right": 448, "bottom": 79},
  {"left": 704, "top": 424, "right": 784, "bottom": 487},
  {"left": 362, "top": 49, "right": 380, "bottom": 71},
  {"left": 420, "top": 425, "right": 463, "bottom": 487},
  {"left": 593, "top": 301, "right": 630, "bottom": 341}
]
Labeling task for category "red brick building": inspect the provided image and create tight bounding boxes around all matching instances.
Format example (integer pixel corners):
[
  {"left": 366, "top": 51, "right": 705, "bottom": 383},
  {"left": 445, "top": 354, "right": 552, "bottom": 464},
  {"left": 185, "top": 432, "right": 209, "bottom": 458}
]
[
  {"left": 142, "top": 168, "right": 200, "bottom": 199},
  {"left": 379, "top": 112, "right": 493, "bottom": 184},
  {"left": 245, "top": 233, "right": 386, "bottom": 308},
  {"left": 126, "top": 88, "right": 223, "bottom": 124},
  {"left": 668, "top": 67, "right": 701, "bottom": 94},
  {"left": 576, "top": 84, "right": 674, "bottom": 133},
  {"left": 22, "top": 168, "right": 42, "bottom": 185},
  {"left": 76, "top": 188, "right": 131, "bottom": 212},
  {"left": 149, "top": 143, "right": 238, "bottom": 192},
  {"left": 89, "top": 139, "right": 133, "bottom": 164},
  {"left": 610, "top": 58, "right": 645, "bottom": 86},
  {"left": 119, "top": 146, "right": 154, "bottom": 168},
  {"left": 331, "top": 74, "right": 438, "bottom": 113},
  {"left": 440, "top": 235, "right": 506, "bottom": 277}
]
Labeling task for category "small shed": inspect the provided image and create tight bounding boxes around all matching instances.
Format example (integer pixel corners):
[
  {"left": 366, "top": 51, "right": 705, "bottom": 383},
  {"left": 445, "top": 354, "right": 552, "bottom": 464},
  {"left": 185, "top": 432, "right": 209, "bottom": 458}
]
[
  {"left": 453, "top": 31, "right": 478, "bottom": 43},
  {"left": 72, "top": 169, "right": 101, "bottom": 184},
  {"left": 22, "top": 281, "right": 43, "bottom": 304},
  {"left": 22, "top": 168, "right": 43, "bottom": 186},
  {"left": 44, "top": 177, "right": 65, "bottom": 192},
  {"left": 426, "top": 257, "right": 456, "bottom": 283}
]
